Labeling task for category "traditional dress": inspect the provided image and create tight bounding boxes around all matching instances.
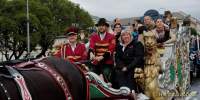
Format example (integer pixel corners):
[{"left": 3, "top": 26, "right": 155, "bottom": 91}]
[
  {"left": 54, "top": 42, "right": 87, "bottom": 62},
  {"left": 89, "top": 32, "right": 115, "bottom": 81}
]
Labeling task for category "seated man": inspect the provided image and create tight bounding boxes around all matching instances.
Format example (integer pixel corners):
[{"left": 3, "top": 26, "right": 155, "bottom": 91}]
[
  {"left": 54, "top": 27, "right": 87, "bottom": 62},
  {"left": 89, "top": 18, "right": 115, "bottom": 82}
]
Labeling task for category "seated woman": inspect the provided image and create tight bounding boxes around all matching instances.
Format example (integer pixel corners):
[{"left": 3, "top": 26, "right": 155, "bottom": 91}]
[
  {"left": 113, "top": 28, "right": 144, "bottom": 92},
  {"left": 54, "top": 27, "right": 87, "bottom": 62},
  {"left": 153, "top": 18, "right": 176, "bottom": 45}
]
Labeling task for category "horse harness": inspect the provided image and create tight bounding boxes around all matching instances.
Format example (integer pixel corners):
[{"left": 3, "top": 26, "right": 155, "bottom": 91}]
[
  {"left": 0, "top": 73, "right": 12, "bottom": 100},
  {"left": 0, "top": 65, "right": 32, "bottom": 100},
  {"left": 6, "top": 66, "right": 32, "bottom": 100},
  {"left": 16, "top": 60, "right": 73, "bottom": 100},
  {"left": 0, "top": 59, "right": 73, "bottom": 100},
  {"left": 34, "top": 62, "right": 73, "bottom": 100}
]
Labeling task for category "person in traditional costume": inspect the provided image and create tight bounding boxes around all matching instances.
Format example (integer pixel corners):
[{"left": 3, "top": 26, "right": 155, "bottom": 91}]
[
  {"left": 89, "top": 18, "right": 115, "bottom": 82},
  {"left": 54, "top": 27, "right": 87, "bottom": 62}
]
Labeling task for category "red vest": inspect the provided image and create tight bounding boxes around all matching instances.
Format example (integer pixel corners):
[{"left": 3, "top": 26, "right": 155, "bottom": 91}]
[
  {"left": 54, "top": 43, "right": 87, "bottom": 62},
  {"left": 89, "top": 32, "right": 115, "bottom": 64}
]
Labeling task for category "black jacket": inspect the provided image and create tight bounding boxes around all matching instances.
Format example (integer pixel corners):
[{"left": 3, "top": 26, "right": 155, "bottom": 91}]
[{"left": 115, "top": 40, "right": 144, "bottom": 70}]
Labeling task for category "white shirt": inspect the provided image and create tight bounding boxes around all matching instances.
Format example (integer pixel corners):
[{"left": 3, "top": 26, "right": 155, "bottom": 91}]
[
  {"left": 99, "top": 33, "right": 106, "bottom": 40},
  {"left": 69, "top": 42, "right": 77, "bottom": 52},
  {"left": 122, "top": 46, "right": 126, "bottom": 52}
]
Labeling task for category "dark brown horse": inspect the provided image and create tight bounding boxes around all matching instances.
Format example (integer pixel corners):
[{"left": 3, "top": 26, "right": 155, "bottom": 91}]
[{"left": 0, "top": 57, "right": 87, "bottom": 100}]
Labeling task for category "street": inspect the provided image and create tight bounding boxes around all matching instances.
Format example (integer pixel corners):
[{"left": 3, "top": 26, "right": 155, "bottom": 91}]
[
  {"left": 190, "top": 77, "right": 200, "bottom": 99},
  {"left": 183, "top": 77, "right": 200, "bottom": 100}
]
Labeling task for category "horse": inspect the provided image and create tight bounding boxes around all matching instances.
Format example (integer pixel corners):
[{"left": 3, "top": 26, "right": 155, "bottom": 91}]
[{"left": 0, "top": 57, "right": 87, "bottom": 100}]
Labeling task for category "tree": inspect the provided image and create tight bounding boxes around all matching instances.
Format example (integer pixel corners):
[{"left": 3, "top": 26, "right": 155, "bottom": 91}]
[
  {"left": 39, "top": 0, "right": 94, "bottom": 34},
  {"left": 0, "top": 0, "right": 41, "bottom": 60},
  {"left": 0, "top": 0, "right": 53, "bottom": 60},
  {"left": 191, "top": 28, "right": 198, "bottom": 36},
  {"left": 36, "top": 0, "right": 94, "bottom": 57},
  {"left": 0, "top": 0, "right": 94, "bottom": 60}
]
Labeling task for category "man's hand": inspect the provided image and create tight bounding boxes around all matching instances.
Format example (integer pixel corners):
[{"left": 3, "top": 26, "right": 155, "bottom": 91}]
[
  {"left": 94, "top": 56, "right": 104, "bottom": 61},
  {"left": 90, "top": 52, "right": 95, "bottom": 60},
  {"left": 80, "top": 33, "right": 85, "bottom": 40}
]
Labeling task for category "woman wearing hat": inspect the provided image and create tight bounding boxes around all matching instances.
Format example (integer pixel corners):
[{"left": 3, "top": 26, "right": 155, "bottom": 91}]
[
  {"left": 89, "top": 18, "right": 115, "bottom": 82},
  {"left": 54, "top": 27, "right": 87, "bottom": 62}
]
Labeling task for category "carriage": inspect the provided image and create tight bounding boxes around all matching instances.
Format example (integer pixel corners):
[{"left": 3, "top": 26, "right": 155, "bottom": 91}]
[
  {"left": 0, "top": 27, "right": 192, "bottom": 100},
  {"left": 157, "top": 26, "right": 191, "bottom": 99},
  {"left": 0, "top": 8, "right": 194, "bottom": 99}
]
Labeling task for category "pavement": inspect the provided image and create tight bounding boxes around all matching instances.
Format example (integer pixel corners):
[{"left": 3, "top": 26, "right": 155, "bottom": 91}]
[
  {"left": 184, "top": 77, "right": 200, "bottom": 100},
  {"left": 189, "top": 77, "right": 200, "bottom": 100}
]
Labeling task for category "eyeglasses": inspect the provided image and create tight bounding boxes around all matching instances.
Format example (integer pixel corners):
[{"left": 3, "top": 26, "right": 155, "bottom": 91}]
[{"left": 115, "top": 27, "right": 121, "bottom": 28}]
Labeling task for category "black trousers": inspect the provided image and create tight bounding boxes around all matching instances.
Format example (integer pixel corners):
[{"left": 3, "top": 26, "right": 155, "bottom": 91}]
[
  {"left": 112, "top": 70, "right": 143, "bottom": 93},
  {"left": 90, "top": 64, "right": 113, "bottom": 82}
]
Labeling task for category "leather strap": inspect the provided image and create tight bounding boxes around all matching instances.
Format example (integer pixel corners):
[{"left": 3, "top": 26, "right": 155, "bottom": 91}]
[
  {"left": 15, "top": 58, "right": 73, "bottom": 100},
  {"left": 0, "top": 78, "right": 12, "bottom": 100},
  {"left": 6, "top": 66, "right": 32, "bottom": 100},
  {"left": 35, "top": 62, "right": 73, "bottom": 100}
]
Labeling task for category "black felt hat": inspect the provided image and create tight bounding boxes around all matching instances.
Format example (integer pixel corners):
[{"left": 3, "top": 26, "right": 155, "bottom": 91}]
[{"left": 95, "top": 18, "right": 109, "bottom": 27}]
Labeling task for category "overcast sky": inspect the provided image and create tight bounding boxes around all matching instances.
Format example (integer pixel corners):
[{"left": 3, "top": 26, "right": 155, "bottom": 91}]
[{"left": 69, "top": 0, "right": 200, "bottom": 21}]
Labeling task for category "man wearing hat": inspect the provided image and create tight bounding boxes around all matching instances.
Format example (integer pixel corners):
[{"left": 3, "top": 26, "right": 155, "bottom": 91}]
[
  {"left": 54, "top": 26, "right": 87, "bottom": 62},
  {"left": 89, "top": 18, "right": 115, "bottom": 82}
]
